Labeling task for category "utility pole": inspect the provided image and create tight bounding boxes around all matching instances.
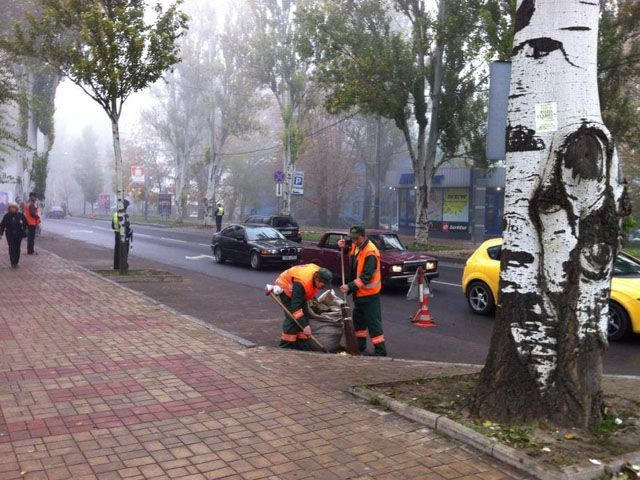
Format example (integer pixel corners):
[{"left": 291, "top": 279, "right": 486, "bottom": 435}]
[{"left": 374, "top": 116, "right": 382, "bottom": 229}]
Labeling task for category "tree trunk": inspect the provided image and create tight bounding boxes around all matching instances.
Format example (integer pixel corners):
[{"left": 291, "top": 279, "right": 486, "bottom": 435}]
[
  {"left": 415, "top": 0, "right": 446, "bottom": 245},
  {"left": 204, "top": 110, "right": 218, "bottom": 226},
  {"left": 25, "top": 73, "right": 38, "bottom": 194},
  {"left": 414, "top": 125, "right": 430, "bottom": 244},
  {"left": 363, "top": 177, "right": 374, "bottom": 227},
  {"left": 110, "top": 112, "right": 127, "bottom": 276},
  {"left": 472, "top": 0, "right": 629, "bottom": 429},
  {"left": 239, "top": 193, "right": 246, "bottom": 220},
  {"left": 204, "top": 152, "right": 218, "bottom": 222},
  {"left": 175, "top": 155, "right": 187, "bottom": 219},
  {"left": 318, "top": 159, "right": 329, "bottom": 227}
]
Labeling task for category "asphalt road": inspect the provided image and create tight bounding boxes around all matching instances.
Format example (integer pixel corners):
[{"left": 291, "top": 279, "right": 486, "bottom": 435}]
[{"left": 39, "top": 216, "right": 640, "bottom": 375}]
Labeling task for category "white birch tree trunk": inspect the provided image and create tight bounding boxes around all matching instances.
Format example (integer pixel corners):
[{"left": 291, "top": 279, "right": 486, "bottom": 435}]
[
  {"left": 472, "top": 0, "right": 629, "bottom": 428},
  {"left": 111, "top": 113, "right": 127, "bottom": 275}
]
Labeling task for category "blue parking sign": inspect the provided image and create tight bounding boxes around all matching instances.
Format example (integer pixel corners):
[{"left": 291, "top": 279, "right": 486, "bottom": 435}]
[{"left": 292, "top": 171, "right": 304, "bottom": 194}]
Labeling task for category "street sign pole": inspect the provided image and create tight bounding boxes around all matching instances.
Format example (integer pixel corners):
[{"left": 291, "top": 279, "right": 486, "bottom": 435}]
[{"left": 144, "top": 171, "right": 148, "bottom": 221}]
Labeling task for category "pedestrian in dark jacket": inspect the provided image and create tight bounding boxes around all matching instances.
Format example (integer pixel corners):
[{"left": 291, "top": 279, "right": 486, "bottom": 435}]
[{"left": 0, "top": 202, "right": 28, "bottom": 268}]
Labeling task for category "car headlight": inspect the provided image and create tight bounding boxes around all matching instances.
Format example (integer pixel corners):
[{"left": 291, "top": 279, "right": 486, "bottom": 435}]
[
  {"left": 426, "top": 261, "right": 436, "bottom": 271},
  {"left": 391, "top": 265, "right": 403, "bottom": 273}
]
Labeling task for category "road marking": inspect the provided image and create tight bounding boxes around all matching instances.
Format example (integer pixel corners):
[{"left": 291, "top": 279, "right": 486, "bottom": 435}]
[
  {"left": 185, "top": 255, "right": 215, "bottom": 260},
  {"left": 161, "top": 237, "right": 187, "bottom": 244},
  {"left": 199, "top": 243, "right": 210, "bottom": 247},
  {"left": 70, "top": 229, "right": 94, "bottom": 234},
  {"left": 432, "top": 280, "right": 462, "bottom": 288}
]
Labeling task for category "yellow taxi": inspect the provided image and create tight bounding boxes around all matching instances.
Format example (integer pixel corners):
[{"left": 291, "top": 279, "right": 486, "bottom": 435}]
[{"left": 462, "top": 238, "right": 640, "bottom": 341}]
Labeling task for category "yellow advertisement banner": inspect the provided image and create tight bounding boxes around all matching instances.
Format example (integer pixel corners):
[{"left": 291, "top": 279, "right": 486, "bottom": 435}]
[{"left": 443, "top": 188, "right": 469, "bottom": 222}]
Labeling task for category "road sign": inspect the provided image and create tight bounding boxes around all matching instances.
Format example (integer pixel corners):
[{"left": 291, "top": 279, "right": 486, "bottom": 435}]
[
  {"left": 273, "top": 170, "right": 285, "bottom": 183},
  {"left": 131, "top": 166, "right": 145, "bottom": 186},
  {"left": 276, "top": 182, "right": 283, "bottom": 197},
  {"left": 486, "top": 61, "right": 511, "bottom": 161},
  {"left": 292, "top": 171, "right": 304, "bottom": 195}
]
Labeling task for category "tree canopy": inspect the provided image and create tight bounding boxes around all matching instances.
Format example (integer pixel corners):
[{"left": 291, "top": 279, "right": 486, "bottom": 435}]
[
  {"left": 8, "top": 0, "right": 189, "bottom": 123},
  {"left": 297, "top": 0, "right": 488, "bottom": 242}
]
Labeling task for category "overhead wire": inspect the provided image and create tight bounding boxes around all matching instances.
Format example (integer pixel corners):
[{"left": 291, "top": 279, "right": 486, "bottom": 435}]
[{"left": 154, "top": 112, "right": 358, "bottom": 158}]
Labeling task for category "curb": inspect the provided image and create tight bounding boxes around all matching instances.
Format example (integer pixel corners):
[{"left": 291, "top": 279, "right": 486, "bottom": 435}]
[
  {"left": 435, "top": 254, "right": 467, "bottom": 265},
  {"left": 349, "top": 386, "right": 640, "bottom": 480},
  {"left": 79, "top": 215, "right": 212, "bottom": 231},
  {"left": 41, "top": 248, "right": 257, "bottom": 349}
]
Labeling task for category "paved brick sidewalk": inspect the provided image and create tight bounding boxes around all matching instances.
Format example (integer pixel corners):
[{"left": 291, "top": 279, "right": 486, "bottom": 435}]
[{"left": 0, "top": 250, "right": 524, "bottom": 480}]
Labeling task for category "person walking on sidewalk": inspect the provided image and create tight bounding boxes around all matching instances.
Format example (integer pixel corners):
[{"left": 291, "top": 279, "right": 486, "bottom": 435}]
[
  {"left": 22, "top": 192, "right": 40, "bottom": 255},
  {"left": 274, "top": 264, "right": 333, "bottom": 350},
  {"left": 215, "top": 203, "right": 224, "bottom": 232},
  {"left": 112, "top": 199, "right": 133, "bottom": 270},
  {"left": 338, "top": 226, "right": 386, "bottom": 356},
  {"left": 0, "top": 202, "right": 28, "bottom": 268}
]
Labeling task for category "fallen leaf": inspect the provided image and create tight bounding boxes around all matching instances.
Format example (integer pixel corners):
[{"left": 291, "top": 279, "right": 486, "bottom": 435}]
[
  {"left": 564, "top": 433, "right": 574, "bottom": 440},
  {"left": 20, "top": 470, "right": 27, "bottom": 476},
  {"left": 482, "top": 420, "right": 493, "bottom": 427}
]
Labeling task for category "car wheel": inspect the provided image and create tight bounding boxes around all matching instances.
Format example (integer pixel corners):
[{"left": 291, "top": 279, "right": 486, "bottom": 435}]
[
  {"left": 607, "top": 301, "right": 630, "bottom": 341},
  {"left": 213, "top": 246, "right": 225, "bottom": 264},
  {"left": 466, "top": 281, "right": 495, "bottom": 316},
  {"left": 250, "top": 251, "right": 262, "bottom": 270}
]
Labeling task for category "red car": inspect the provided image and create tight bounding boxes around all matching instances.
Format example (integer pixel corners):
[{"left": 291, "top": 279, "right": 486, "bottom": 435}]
[{"left": 301, "top": 230, "right": 438, "bottom": 287}]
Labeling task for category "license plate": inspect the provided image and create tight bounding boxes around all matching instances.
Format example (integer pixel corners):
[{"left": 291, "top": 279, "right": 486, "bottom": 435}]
[{"left": 283, "top": 255, "right": 297, "bottom": 261}]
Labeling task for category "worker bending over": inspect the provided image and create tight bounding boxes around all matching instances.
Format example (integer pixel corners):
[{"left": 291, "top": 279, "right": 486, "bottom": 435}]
[{"left": 274, "top": 264, "right": 333, "bottom": 350}]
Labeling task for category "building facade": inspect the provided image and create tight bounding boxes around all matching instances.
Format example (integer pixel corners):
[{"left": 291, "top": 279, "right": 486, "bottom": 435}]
[{"left": 396, "top": 167, "right": 506, "bottom": 240}]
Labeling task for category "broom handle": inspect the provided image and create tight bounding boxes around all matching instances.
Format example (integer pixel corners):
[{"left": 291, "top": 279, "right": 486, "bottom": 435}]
[
  {"left": 340, "top": 236, "right": 347, "bottom": 302},
  {"left": 269, "top": 293, "right": 327, "bottom": 352}
]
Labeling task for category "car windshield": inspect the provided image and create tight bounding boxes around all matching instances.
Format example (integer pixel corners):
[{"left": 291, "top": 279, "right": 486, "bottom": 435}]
[
  {"left": 613, "top": 253, "right": 640, "bottom": 276},
  {"left": 273, "top": 217, "right": 298, "bottom": 228},
  {"left": 371, "top": 234, "right": 405, "bottom": 251},
  {"left": 246, "top": 227, "right": 284, "bottom": 241}
]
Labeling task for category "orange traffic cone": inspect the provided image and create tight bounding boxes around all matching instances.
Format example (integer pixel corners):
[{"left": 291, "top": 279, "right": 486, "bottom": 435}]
[{"left": 412, "top": 294, "right": 436, "bottom": 328}]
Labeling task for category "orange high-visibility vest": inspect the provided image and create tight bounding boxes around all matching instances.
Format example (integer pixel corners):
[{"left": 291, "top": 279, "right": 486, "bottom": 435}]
[
  {"left": 23, "top": 202, "right": 39, "bottom": 226},
  {"left": 275, "top": 264, "right": 321, "bottom": 301},
  {"left": 350, "top": 240, "right": 381, "bottom": 297}
]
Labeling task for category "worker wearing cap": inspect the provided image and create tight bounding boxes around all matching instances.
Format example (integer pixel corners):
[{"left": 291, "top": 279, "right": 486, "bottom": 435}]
[
  {"left": 275, "top": 264, "right": 333, "bottom": 349},
  {"left": 112, "top": 199, "right": 133, "bottom": 270},
  {"left": 338, "top": 226, "right": 386, "bottom": 356}
]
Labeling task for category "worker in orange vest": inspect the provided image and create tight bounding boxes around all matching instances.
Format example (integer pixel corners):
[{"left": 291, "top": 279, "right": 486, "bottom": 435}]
[
  {"left": 274, "top": 264, "right": 333, "bottom": 349},
  {"left": 338, "top": 225, "right": 386, "bottom": 356},
  {"left": 23, "top": 192, "right": 40, "bottom": 255}
]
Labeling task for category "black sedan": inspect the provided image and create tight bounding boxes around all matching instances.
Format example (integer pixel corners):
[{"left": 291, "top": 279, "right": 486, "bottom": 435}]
[{"left": 211, "top": 224, "right": 302, "bottom": 270}]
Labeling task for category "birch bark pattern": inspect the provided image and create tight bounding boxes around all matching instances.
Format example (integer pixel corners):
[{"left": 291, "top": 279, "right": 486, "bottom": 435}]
[
  {"left": 111, "top": 112, "right": 127, "bottom": 276},
  {"left": 472, "top": 0, "right": 629, "bottom": 428}
]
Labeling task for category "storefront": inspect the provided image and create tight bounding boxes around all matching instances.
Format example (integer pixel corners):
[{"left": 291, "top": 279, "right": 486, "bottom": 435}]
[{"left": 396, "top": 167, "right": 505, "bottom": 239}]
